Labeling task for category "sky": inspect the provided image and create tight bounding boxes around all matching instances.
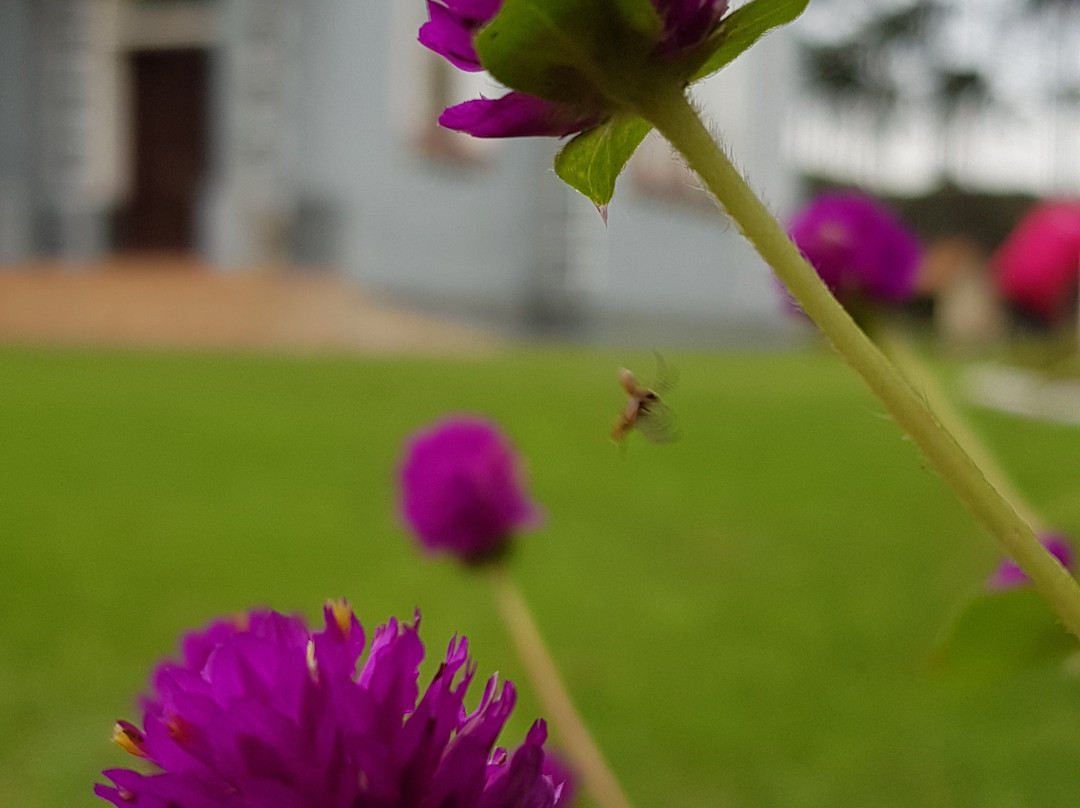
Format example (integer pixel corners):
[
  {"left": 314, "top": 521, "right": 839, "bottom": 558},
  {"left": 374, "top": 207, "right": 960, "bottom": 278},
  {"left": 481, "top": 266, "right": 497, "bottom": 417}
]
[{"left": 779, "top": 0, "right": 1080, "bottom": 195}]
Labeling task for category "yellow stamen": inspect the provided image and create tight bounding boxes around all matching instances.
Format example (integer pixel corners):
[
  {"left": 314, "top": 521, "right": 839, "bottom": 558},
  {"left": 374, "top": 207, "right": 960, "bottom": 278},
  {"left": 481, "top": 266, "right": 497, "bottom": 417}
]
[
  {"left": 111, "top": 723, "right": 147, "bottom": 758},
  {"left": 328, "top": 598, "right": 353, "bottom": 638}
]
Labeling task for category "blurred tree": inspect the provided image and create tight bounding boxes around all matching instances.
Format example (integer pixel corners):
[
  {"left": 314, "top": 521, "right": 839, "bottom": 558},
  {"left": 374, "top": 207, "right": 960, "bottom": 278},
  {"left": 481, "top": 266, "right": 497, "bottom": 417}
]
[
  {"left": 1025, "top": 0, "right": 1080, "bottom": 12},
  {"left": 803, "top": 1, "right": 940, "bottom": 107},
  {"left": 1017, "top": 0, "right": 1080, "bottom": 193},
  {"left": 934, "top": 67, "right": 993, "bottom": 185},
  {"left": 796, "top": 0, "right": 1078, "bottom": 190}
]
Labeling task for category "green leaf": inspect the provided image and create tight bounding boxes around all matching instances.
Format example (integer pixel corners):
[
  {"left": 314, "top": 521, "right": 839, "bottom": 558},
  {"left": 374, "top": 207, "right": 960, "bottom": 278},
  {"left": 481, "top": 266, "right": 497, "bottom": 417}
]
[
  {"left": 691, "top": 0, "right": 811, "bottom": 82},
  {"left": 554, "top": 116, "right": 652, "bottom": 209},
  {"left": 932, "top": 588, "right": 1077, "bottom": 679},
  {"left": 475, "top": 0, "right": 660, "bottom": 104}
]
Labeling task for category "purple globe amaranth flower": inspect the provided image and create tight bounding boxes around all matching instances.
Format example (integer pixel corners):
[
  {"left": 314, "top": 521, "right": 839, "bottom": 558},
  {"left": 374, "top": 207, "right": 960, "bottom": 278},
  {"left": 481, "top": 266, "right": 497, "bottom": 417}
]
[
  {"left": 419, "top": 0, "right": 728, "bottom": 138},
  {"left": 787, "top": 192, "right": 923, "bottom": 306},
  {"left": 988, "top": 532, "right": 1075, "bottom": 590},
  {"left": 399, "top": 415, "right": 542, "bottom": 563},
  {"left": 541, "top": 750, "right": 577, "bottom": 807},
  {"left": 96, "top": 600, "right": 566, "bottom": 808}
]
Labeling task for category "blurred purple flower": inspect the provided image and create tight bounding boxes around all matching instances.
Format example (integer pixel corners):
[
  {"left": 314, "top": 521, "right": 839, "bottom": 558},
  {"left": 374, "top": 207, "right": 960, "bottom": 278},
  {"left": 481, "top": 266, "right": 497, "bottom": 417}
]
[
  {"left": 988, "top": 532, "right": 1074, "bottom": 590},
  {"left": 97, "top": 601, "right": 565, "bottom": 808},
  {"left": 787, "top": 192, "right": 923, "bottom": 306},
  {"left": 418, "top": 0, "right": 729, "bottom": 138},
  {"left": 399, "top": 416, "right": 542, "bottom": 563}
]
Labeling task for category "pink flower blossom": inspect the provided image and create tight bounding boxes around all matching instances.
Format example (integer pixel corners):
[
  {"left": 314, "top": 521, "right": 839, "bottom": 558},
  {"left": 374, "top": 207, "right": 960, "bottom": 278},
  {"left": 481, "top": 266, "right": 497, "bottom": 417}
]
[{"left": 993, "top": 200, "right": 1080, "bottom": 322}]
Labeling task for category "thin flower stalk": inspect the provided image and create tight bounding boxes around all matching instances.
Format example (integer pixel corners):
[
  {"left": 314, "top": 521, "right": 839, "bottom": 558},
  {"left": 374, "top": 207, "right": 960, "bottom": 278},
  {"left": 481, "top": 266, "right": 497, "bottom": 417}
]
[
  {"left": 870, "top": 321, "right": 1046, "bottom": 533},
  {"left": 398, "top": 416, "right": 628, "bottom": 808},
  {"left": 871, "top": 323, "right": 1076, "bottom": 587},
  {"left": 636, "top": 87, "right": 1080, "bottom": 639},
  {"left": 487, "top": 564, "right": 634, "bottom": 808}
]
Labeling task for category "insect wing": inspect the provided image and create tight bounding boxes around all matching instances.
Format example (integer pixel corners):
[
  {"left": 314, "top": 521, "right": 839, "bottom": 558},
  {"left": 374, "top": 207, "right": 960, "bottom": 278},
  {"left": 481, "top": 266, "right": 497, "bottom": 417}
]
[
  {"left": 634, "top": 398, "right": 678, "bottom": 444},
  {"left": 651, "top": 352, "right": 679, "bottom": 396}
]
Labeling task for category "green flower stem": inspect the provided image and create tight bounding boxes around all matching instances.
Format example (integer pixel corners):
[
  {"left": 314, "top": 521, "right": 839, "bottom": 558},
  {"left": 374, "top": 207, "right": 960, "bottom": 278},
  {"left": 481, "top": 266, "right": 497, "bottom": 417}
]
[
  {"left": 872, "top": 321, "right": 1046, "bottom": 532},
  {"left": 486, "top": 563, "right": 634, "bottom": 808},
  {"left": 638, "top": 87, "right": 1080, "bottom": 638}
]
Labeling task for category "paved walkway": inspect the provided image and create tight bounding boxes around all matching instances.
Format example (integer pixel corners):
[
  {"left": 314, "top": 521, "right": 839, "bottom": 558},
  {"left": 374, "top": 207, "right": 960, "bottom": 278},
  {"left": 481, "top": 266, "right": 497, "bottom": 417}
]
[{"left": 0, "top": 255, "right": 498, "bottom": 355}]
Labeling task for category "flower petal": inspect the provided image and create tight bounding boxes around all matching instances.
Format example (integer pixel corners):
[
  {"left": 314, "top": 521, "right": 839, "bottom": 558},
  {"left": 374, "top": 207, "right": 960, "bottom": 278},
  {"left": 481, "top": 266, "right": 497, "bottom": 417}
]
[
  {"left": 653, "top": 0, "right": 729, "bottom": 55},
  {"left": 439, "top": 92, "right": 601, "bottom": 139},
  {"left": 443, "top": 0, "right": 503, "bottom": 19},
  {"left": 419, "top": 1, "right": 486, "bottom": 72}
]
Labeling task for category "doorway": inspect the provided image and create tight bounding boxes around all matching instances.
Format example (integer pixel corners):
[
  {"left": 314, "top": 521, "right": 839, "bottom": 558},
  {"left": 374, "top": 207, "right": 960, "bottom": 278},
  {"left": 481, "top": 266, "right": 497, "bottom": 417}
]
[{"left": 119, "top": 48, "right": 210, "bottom": 252}]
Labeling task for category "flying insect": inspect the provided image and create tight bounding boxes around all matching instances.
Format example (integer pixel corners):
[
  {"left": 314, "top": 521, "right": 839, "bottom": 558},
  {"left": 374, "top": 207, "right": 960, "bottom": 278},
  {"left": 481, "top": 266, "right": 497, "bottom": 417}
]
[{"left": 610, "top": 356, "right": 677, "bottom": 444}]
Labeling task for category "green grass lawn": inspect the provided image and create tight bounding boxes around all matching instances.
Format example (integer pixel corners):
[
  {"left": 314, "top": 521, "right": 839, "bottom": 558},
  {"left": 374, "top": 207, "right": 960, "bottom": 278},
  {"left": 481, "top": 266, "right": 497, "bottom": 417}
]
[{"left": 2, "top": 344, "right": 1080, "bottom": 808}]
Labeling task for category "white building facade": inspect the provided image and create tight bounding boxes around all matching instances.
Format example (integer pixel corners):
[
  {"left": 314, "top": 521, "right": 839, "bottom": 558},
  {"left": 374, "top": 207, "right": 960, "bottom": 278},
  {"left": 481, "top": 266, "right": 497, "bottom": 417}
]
[{"left": 0, "top": 0, "right": 802, "bottom": 340}]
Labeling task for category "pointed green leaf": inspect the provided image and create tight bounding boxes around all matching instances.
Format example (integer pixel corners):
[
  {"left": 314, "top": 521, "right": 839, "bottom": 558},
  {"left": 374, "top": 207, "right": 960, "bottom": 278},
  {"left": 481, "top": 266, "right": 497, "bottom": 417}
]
[
  {"left": 554, "top": 116, "right": 652, "bottom": 208},
  {"left": 475, "top": 0, "right": 659, "bottom": 104},
  {"left": 691, "top": 0, "right": 811, "bottom": 82},
  {"left": 932, "top": 588, "right": 1076, "bottom": 679}
]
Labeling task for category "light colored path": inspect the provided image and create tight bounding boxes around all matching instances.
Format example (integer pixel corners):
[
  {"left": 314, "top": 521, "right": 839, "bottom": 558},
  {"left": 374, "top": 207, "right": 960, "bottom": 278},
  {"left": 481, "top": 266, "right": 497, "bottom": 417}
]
[
  {"left": 963, "top": 362, "right": 1080, "bottom": 426},
  {"left": 0, "top": 255, "right": 498, "bottom": 355}
]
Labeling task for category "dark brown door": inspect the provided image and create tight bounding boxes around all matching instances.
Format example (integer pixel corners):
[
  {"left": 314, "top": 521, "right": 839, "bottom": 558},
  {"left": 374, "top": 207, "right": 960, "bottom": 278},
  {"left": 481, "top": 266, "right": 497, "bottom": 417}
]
[{"left": 120, "top": 48, "right": 209, "bottom": 252}]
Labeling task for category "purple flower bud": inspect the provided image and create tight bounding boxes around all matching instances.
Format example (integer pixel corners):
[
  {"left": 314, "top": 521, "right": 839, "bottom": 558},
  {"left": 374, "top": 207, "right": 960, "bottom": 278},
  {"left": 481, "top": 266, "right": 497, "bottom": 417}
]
[
  {"left": 787, "top": 192, "right": 923, "bottom": 306},
  {"left": 988, "top": 532, "right": 1074, "bottom": 590},
  {"left": 398, "top": 416, "right": 543, "bottom": 563},
  {"left": 96, "top": 601, "right": 567, "bottom": 808},
  {"left": 419, "top": 0, "right": 728, "bottom": 139}
]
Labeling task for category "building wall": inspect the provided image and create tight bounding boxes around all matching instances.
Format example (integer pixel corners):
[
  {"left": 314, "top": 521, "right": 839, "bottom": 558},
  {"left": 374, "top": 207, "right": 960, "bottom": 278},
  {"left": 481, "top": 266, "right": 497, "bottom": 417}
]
[
  {"left": 291, "top": 0, "right": 552, "bottom": 317},
  {"left": 0, "top": 0, "right": 218, "bottom": 262},
  {"left": 1, "top": 0, "right": 800, "bottom": 336},
  {"left": 0, "top": 0, "right": 32, "bottom": 262},
  {"left": 604, "top": 30, "right": 800, "bottom": 327},
  {"left": 287, "top": 0, "right": 801, "bottom": 331}
]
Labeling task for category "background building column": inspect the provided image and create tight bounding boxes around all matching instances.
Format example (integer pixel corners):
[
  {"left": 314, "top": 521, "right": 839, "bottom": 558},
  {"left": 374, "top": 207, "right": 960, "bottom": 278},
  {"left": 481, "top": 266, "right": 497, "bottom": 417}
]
[
  {"left": 34, "top": 0, "right": 113, "bottom": 262},
  {"left": 0, "top": 0, "right": 33, "bottom": 264},
  {"left": 203, "top": 0, "right": 298, "bottom": 268}
]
